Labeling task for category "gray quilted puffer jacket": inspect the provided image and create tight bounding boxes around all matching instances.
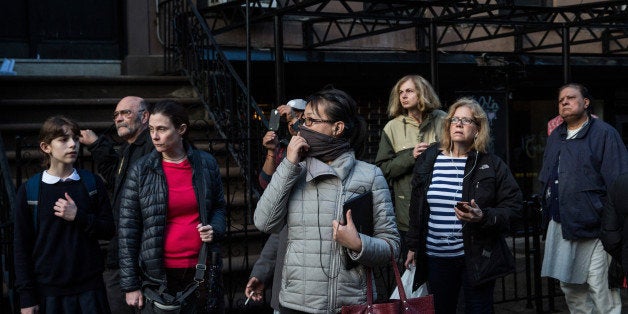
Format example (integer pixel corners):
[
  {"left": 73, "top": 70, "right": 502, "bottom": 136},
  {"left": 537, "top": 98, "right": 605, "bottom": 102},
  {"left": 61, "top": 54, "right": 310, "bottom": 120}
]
[{"left": 254, "top": 152, "right": 400, "bottom": 313}]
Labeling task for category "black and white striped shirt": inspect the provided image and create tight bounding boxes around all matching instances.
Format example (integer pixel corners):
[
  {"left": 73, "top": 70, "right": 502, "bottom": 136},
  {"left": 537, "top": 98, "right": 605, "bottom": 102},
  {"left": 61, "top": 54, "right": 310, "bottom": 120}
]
[{"left": 426, "top": 153, "right": 466, "bottom": 257}]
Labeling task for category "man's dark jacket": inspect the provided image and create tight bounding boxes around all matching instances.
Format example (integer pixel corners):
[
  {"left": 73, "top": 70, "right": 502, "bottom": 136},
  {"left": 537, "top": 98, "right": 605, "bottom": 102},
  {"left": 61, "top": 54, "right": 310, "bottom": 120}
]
[
  {"left": 86, "top": 128, "right": 154, "bottom": 267},
  {"left": 539, "top": 117, "right": 628, "bottom": 240}
]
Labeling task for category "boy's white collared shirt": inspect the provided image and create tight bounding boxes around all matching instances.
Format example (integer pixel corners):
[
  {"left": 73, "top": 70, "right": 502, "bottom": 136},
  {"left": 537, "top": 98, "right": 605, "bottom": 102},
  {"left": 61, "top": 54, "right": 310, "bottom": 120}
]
[{"left": 42, "top": 169, "right": 80, "bottom": 183}]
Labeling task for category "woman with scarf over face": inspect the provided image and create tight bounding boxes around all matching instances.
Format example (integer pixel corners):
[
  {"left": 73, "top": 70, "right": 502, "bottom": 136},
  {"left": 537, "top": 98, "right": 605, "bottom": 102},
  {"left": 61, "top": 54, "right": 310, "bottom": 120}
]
[{"left": 254, "top": 88, "right": 400, "bottom": 314}]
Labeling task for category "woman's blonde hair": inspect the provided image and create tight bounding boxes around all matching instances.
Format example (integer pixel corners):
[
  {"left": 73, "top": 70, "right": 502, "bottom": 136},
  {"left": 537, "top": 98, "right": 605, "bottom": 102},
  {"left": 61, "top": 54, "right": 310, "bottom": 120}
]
[
  {"left": 439, "top": 97, "right": 491, "bottom": 154},
  {"left": 387, "top": 75, "right": 441, "bottom": 118}
]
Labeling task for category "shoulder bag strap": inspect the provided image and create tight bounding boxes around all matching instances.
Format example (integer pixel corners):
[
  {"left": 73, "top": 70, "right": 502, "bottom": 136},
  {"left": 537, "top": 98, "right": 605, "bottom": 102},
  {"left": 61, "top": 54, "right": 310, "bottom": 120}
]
[
  {"left": 194, "top": 174, "right": 210, "bottom": 284},
  {"left": 386, "top": 241, "right": 409, "bottom": 301},
  {"left": 366, "top": 267, "right": 375, "bottom": 307}
]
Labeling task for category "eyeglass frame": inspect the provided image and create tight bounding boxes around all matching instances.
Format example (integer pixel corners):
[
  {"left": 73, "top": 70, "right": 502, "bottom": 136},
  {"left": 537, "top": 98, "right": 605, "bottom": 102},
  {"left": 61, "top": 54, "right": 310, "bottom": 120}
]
[
  {"left": 113, "top": 109, "right": 145, "bottom": 120},
  {"left": 297, "top": 117, "right": 335, "bottom": 127},
  {"left": 449, "top": 116, "right": 478, "bottom": 126}
]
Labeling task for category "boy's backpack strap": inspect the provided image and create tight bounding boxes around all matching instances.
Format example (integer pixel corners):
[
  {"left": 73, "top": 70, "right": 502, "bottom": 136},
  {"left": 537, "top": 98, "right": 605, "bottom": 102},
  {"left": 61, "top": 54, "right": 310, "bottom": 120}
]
[
  {"left": 77, "top": 168, "right": 98, "bottom": 197},
  {"left": 26, "top": 169, "right": 98, "bottom": 231},
  {"left": 25, "top": 172, "right": 44, "bottom": 230}
]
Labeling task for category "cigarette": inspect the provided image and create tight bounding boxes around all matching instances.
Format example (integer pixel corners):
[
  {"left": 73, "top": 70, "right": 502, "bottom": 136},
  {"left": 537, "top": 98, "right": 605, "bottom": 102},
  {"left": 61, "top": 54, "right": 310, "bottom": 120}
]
[{"left": 245, "top": 296, "right": 251, "bottom": 305}]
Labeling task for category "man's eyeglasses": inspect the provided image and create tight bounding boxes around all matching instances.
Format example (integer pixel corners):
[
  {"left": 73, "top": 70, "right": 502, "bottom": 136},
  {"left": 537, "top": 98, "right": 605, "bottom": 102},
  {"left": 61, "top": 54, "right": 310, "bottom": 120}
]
[
  {"left": 449, "top": 117, "right": 477, "bottom": 126},
  {"left": 113, "top": 109, "right": 145, "bottom": 120},
  {"left": 298, "top": 117, "right": 334, "bottom": 127}
]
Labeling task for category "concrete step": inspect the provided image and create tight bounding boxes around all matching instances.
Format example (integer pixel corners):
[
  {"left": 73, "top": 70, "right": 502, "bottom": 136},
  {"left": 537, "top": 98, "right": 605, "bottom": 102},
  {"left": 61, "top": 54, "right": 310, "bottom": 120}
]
[
  {"left": 11, "top": 59, "right": 121, "bottom": 76},
  {"left": 0, "top": 97, "right": 201, "bottom": 107},
  {"left": 0, "top": 122, "right": 114, "bottom": 132},
  {"left": 0, "top": 98, "right": 204, "bottom": 124},
  {"left": 0, "top": 120, "right": 215, "bottom": 134},
  {"left": 0, "top": 75, "right": 196, "bottom": 99}
]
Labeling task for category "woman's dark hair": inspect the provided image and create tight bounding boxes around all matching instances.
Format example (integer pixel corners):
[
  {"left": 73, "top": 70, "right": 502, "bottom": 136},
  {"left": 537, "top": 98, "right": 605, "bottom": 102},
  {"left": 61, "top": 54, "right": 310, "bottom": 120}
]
[
  {"left": 39, "top": 115, "right": 80, "bottom": 167},
  {"left": 151, "top": 99, "right": 190, "bottom": 139},
  {"left": 307, "top": 88, "right": 367, "bottom": 158}
]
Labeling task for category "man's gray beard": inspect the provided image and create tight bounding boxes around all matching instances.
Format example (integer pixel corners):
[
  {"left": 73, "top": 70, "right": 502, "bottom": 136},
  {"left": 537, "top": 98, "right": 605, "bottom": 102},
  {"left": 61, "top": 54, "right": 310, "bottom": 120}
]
[
  {"left": 117, "top": 124, "right": 137, "bottom": 140},
  {"left": 117, "top": 116, "right": 142, "bottom": 140}
]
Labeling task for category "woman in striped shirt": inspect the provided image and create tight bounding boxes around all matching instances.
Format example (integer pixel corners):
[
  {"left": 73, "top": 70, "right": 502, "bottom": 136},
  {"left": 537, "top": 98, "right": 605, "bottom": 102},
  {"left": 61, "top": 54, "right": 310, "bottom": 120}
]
[{"left": 404, "top": 97, "right": 522, "bottom": 314}]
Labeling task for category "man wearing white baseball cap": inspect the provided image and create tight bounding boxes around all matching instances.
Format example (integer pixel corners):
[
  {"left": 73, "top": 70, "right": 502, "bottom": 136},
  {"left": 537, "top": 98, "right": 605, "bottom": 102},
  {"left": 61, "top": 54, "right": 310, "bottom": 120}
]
[
  {"left": 245, "top": 99, "right": 305, "bottom": 314},
  {"left": 258, "top": 99, "right": 306, "bottom": 189},
  {"left": 284, "top": 99, "right": 306, "bottom": 132},
  {"left": 287, "top": 98, "right": 306, "bottom": 110}
]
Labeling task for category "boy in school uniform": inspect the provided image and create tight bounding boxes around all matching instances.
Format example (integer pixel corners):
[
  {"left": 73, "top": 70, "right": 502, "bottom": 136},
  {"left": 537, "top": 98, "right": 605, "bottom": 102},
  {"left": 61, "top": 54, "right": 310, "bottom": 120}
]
[{"left": 13, "top": 116, "right": 115, "bottom": 314}]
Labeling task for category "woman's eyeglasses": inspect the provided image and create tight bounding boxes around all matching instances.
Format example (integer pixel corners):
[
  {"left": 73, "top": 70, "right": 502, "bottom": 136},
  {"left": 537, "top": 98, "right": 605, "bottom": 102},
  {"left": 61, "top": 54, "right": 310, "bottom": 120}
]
[
  {"left": 449, "top": 117, "right": 477, "bottom": 126},
  {"left": 298, "top": 117, "right": 334, "bottom": 127}
]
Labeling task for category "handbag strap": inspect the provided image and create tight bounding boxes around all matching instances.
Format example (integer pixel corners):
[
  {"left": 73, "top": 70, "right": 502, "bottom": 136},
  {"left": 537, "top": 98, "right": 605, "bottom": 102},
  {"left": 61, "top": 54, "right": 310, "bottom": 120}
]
[
  {"left": 365, "top": 267, "right": 374, "bottom": 307},
  {"left": 143, "top": 243, "right": 208, "bottom": 302},
  {"left": 194, "top": 243, "right": 209, "bottom": 283},
  {"left": 385, "top": 242, "right": 412, "bottom": 307},
  {"left": 194, "top": 194, "right": 210, "bottom": 284},
  {"left": 364, "top": 241, "right": 402, "bottom": 307}
]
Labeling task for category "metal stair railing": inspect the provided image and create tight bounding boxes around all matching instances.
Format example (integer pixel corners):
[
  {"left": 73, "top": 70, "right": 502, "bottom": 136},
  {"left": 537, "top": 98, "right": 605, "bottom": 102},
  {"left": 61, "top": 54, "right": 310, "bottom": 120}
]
[
  {"left": 0, "top": 134, "right": 17, "bottom": 313},
  {"left": 159, "top": 1, "right": 269, "bottom": 310},
  {"left": 159, "top": 0, "right": 268, "bottom": 200}
]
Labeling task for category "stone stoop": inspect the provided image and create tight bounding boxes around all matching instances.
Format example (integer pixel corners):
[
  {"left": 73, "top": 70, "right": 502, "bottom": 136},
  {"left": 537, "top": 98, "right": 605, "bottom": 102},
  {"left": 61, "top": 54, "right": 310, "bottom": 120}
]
[
  {"left": 0, "top": 74, "right": 261, "bottom": 274},
  {"left": 10, "top": 58, "right": 121, "bottom": 76},
  {"left": 0, "top": 75, "right": 200, "bottom": 176}
]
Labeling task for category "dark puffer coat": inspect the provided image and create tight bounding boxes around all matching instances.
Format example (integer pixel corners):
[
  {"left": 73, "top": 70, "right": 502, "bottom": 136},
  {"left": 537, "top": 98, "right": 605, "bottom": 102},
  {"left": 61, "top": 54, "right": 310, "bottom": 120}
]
[{"left": 118, "top": 146, "right": 226, "bottom": 292}]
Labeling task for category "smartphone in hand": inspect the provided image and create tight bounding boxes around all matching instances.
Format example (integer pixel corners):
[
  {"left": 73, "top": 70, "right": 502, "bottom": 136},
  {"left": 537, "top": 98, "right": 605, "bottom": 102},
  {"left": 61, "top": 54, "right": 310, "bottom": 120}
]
[
  {"left": 269, "top": 109, "right": 280, "bottom": 131},
  {"left": 456, "top": 201, "right": 469, "bottom": 213}
]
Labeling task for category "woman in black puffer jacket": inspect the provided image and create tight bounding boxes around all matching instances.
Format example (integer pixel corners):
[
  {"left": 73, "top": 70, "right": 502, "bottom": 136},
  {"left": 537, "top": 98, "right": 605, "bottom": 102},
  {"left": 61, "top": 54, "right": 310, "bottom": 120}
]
[{"left": 118, "top": 100, "right": 227, "bottom": 313}]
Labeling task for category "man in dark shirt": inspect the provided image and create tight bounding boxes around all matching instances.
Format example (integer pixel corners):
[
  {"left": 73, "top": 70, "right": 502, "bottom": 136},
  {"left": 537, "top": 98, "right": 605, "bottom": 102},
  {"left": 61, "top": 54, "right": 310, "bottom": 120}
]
[{"left": 80, "top": 96, "right": 154, "bottom": 313}]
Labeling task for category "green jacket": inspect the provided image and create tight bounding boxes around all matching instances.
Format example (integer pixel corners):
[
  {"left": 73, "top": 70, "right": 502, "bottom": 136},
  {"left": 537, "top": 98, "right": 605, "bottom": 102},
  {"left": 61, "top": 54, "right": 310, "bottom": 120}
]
[{"left": 375, "top": 110, "right": 446, "bottom": 231}]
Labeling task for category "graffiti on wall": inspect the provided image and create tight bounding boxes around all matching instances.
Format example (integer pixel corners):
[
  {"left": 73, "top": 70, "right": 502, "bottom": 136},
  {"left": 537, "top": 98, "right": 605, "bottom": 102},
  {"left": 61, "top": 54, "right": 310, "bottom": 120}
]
[
  {"left": 456, "top": 91, "right": 508, "bottom": 162},
  {"left": 475, "top": 95, "right": 500, "bottom": 127}
]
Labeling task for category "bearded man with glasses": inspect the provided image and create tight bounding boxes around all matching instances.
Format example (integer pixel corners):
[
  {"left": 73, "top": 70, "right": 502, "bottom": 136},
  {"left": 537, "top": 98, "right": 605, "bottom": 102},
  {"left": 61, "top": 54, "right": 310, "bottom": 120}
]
[{"left": 80, "top": 96, "right": 154, "bottom": 313}]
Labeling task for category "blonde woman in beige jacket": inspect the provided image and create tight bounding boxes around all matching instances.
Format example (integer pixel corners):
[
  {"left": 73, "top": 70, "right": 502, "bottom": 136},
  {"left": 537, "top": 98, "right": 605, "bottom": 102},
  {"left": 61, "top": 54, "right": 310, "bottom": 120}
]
[{"left": 375, "top": 75, "right": 446, "bottom": 259}]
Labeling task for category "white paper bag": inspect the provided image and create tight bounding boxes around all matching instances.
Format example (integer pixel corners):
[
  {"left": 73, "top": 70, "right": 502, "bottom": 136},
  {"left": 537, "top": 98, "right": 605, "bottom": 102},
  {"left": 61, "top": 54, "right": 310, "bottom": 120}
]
[{"left": 390, "top": 265, "right": 428, "bottom": 299}]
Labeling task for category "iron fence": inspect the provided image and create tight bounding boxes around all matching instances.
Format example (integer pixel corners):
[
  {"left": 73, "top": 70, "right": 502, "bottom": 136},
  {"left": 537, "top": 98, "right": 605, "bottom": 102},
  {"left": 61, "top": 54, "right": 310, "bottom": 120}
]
[{"left": 0, "top": 135, "right": 16, "bottom": 313}]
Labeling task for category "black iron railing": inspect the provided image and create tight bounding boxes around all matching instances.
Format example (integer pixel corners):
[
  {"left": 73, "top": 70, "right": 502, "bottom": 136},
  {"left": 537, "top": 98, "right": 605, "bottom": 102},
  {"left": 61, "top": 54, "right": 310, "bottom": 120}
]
[
  {"left": 159, "top": 2, "right": 270, "bottom": 309},
  {"left": 0, "top": 135, "right": 17, "bottom": 313},
  {"left": 160, "top": 0, "right": 267, "bottom": 194}
]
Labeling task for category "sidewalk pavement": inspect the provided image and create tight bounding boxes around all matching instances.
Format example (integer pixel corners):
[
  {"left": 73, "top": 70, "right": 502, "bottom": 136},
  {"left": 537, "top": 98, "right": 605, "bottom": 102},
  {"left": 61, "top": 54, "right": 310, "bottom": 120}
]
[
  {"left": 493, "top": 289, "right": 628, "bottom": 313},
  {"left": 491, "top": 237, "right": 628, "bottom": 313}
]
